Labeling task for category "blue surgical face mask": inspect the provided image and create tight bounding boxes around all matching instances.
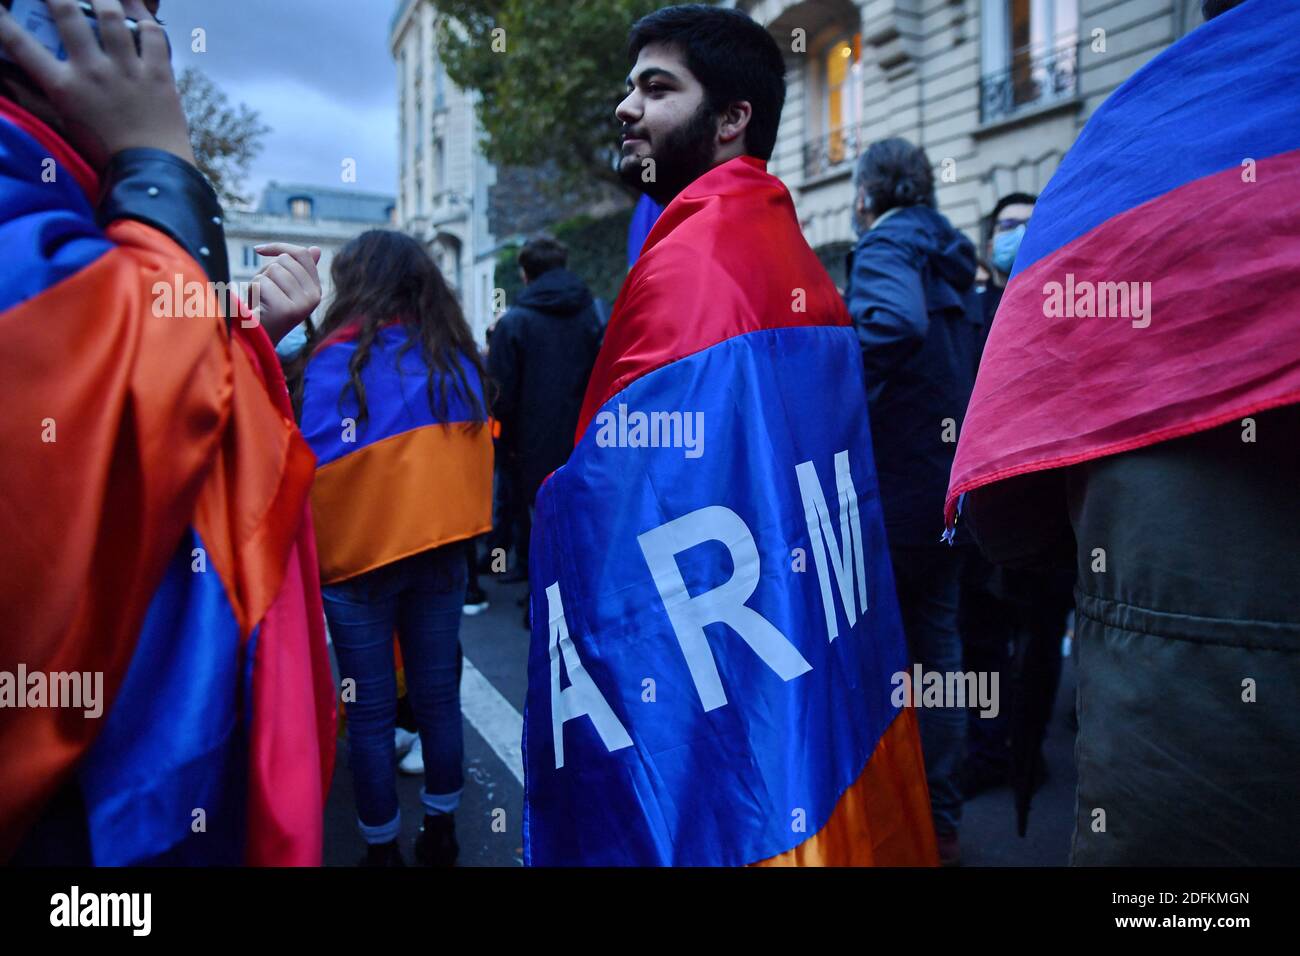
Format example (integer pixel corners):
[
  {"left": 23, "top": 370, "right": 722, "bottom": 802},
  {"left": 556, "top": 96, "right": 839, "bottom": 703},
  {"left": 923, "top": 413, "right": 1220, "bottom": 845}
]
[{"left": 992, "top": 224, "right": 1026, "bottom": 275}]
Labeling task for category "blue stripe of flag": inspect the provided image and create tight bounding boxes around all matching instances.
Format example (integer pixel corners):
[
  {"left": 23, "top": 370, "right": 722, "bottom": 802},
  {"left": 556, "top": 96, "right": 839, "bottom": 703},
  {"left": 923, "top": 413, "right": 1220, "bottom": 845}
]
[
  {"left": 0, "top": 117, "right": 113, "bottom": 316},
  {"left": 77, "top": 527, "right": 249, "bottom": 866},
  {"left": 301, "top": 326, "right": 486, "bottom": 466},
  {"left": 524, "top": 325, "right": 908, "bottom": 866}
]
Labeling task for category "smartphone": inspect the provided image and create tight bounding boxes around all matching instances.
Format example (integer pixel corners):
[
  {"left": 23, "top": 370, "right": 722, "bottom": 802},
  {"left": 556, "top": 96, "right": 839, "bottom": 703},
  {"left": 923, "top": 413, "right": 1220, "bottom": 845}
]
[{"left": 0, "top": 0, "right": 143, "bottom": 63}]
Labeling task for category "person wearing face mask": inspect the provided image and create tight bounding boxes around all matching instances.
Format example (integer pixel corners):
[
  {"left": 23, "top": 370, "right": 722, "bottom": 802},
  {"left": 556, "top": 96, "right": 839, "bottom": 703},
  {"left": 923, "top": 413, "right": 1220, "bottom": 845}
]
[{"left": 982, "top": 192, "right": 1036, "bottom": 327}]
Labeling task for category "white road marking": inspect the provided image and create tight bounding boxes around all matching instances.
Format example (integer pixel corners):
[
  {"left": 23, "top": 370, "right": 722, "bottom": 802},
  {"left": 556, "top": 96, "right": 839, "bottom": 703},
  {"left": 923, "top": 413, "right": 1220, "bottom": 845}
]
[{"left": 461, "top": 658, "right": 525, "bottom": 786}]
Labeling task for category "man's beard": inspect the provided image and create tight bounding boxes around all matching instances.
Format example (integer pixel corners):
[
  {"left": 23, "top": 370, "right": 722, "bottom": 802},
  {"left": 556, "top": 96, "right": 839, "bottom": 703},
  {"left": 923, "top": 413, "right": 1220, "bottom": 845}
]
[{"left": 619, "top": 102, "right": 719, "bottom": 206}]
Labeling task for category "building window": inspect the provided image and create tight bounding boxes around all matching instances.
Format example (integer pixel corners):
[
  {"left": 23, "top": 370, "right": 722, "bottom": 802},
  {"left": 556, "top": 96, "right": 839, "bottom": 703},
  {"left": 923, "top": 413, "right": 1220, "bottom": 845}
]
[
  {"left": 981, "top": 0, "right": 1079, "bottom": 123},
  {"left": 434, "top": 138, "right": 446, "bottom": 192},
  {"left": 289, "top": 197, "right": 314, "bottom": 220},
  {"left": 243, "top": 245, "right": 258, "bottom": 269},
  {"left": 434, "top": 59, "right": 447, "bottom": 111},
  {"left": 804, "top": 34, "right": 862, "bottom": 179}
]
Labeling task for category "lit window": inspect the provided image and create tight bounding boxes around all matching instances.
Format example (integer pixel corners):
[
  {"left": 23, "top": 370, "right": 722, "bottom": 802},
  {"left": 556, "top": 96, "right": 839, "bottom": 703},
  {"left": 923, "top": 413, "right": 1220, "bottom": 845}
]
[
  {"left": 823, "top": 35, "right": 861, "bottom": 166},
  {"left": 290, "top": 197, "right": 313, "bottom": 219}
]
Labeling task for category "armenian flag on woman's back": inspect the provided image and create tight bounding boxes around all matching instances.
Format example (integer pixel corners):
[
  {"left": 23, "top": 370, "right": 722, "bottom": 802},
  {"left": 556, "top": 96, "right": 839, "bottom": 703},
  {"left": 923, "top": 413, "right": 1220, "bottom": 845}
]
[{"left": 295, "top": 236, "right": 493, "bottom": 585}]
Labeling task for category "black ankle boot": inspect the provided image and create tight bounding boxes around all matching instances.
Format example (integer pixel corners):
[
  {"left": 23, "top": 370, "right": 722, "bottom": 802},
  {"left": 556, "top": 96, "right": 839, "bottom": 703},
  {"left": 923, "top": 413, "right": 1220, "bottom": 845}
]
[
  {"left": 359, "top": 839, "right": 406, "bottom": 867},
  {"left": 414, "top": 813, "right": 458, "bottom": 866}
]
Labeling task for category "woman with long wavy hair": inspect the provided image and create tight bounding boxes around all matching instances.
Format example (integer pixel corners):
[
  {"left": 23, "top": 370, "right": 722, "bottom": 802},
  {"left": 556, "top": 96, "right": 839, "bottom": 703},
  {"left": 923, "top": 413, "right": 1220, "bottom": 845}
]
[{"left": 290, "top": 230, "right": 493, "bottom": 866}]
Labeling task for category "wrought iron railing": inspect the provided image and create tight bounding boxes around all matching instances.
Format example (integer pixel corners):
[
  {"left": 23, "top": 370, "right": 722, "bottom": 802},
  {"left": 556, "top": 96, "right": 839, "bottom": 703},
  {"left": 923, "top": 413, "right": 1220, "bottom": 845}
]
[
  {"left": 980, "top": 40, "right": 1079, "bottom": 124},
  {"left": 803, "top": 123, "right": 868, "bottom": 180}
]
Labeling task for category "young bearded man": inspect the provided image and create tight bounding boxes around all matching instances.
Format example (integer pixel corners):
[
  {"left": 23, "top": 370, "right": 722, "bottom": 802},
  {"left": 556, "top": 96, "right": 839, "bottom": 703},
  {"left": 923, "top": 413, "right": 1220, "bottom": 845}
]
[
  {"left": 520, "top": 5, "right": 936, "bottom": 867},
  {"left": 0, "top": 0, "right": 335, "bottom": 864}
]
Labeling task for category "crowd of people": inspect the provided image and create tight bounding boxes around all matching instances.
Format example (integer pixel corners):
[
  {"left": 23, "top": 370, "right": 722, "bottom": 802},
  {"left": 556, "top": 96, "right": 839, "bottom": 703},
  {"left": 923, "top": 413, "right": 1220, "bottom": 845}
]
[{"left": 2, "top": 0, "right": 1294, "bottom": 868}]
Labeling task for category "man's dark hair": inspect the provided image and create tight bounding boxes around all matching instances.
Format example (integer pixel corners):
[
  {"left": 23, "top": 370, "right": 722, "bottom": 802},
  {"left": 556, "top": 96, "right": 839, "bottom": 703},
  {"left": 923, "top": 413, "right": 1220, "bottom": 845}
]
[
  {"left": 627, "top": 4, "right": 787, "bottom": 162},
  {"left": 518, "top": 236, "right": 569, "bottom": 281},
  {"left": 982, "top": 192, "right": 1037, "bottom": 246},
  {"left": 990, "top": 191, "right": 1037, "bottom": 225},
  {"left": 855, "top": 138, "right": 936, "bottom": 217}
]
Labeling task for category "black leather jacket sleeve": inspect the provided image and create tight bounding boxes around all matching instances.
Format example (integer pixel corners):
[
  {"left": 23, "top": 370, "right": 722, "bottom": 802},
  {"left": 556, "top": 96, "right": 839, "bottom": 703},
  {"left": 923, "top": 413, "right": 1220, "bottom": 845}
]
[{"left": 96, "top": 148, "right": 230, "bottom": 287}]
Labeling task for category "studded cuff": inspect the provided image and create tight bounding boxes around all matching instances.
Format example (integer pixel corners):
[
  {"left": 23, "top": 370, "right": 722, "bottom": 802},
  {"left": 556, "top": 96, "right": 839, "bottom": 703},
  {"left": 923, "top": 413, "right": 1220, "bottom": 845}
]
[{"left": 97, "top": 148, "right": 231, "bottom": 286}]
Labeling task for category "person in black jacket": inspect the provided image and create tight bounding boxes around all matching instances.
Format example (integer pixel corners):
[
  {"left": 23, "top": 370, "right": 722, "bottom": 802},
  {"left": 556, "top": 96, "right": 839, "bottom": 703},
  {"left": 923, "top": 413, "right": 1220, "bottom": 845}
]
[
  {"left": 845, "top": 138, "right": 985, "bottom": 865},
  {"left": 488, "top": 237, "right": 604, "bottom": 613},
  {"left": 959, "top": 190, "right": 1071, "bottom": 816}
]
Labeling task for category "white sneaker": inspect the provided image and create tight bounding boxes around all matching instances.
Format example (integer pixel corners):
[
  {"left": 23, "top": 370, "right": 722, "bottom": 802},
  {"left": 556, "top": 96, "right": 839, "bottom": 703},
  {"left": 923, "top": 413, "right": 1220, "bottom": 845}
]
[
  {"left": 399, "top": 736, "right": 424, "bottom": 775},
  {"left": 394, "top": 727, "right": 418, "bottom": 759}
]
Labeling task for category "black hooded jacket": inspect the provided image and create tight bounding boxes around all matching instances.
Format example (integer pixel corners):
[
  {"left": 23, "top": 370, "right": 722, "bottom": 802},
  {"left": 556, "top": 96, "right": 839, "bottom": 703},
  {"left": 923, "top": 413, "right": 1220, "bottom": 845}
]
[
  {"left": 488, "top": 268, "right": 603, "bottom": 504},
  {"left": 845, "top": 204, "right": 985, "bottom": 548}
]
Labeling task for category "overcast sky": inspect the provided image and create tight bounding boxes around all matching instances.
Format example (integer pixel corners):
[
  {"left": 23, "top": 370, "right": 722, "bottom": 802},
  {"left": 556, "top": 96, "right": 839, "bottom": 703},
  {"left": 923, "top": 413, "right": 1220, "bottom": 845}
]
[{"left": 163, "top": 0, "right": 399, "bottom": 202}]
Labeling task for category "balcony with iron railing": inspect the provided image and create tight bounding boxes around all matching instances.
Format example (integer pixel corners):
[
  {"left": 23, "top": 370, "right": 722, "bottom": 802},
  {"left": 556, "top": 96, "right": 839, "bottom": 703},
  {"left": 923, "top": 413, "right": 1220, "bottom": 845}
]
[
  {"left": 803, "top": 122, "right": 868, "bottom": 181},
  {"left": 980, "top": 39, "right": 1079, "bottom": 125},
  {"left": 430, "top": 189, "right": 470, "bottom": 228}
]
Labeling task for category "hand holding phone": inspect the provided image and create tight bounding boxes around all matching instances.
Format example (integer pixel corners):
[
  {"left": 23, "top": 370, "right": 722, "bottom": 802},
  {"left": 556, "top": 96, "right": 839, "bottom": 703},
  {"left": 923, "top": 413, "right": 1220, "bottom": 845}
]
[
  {"left": 0, "top": 0, "right": 143, "bottom": 63},
  {"left": 0, "top": 0, "right": 193, "bottom": 169}
]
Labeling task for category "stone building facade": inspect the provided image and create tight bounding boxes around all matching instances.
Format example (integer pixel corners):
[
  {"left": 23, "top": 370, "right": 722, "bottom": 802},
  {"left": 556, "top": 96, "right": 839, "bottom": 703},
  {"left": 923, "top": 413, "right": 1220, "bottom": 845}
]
[
  {"left": 390, "top": 1, "right": 612, "bottom": 342},
  {"left": 391, "top": 0, "right": 1210, "bottom": 313},
  {"left": 731, "top": 0, "right": 1210, "bottom": 284},
  {"left": 390, "top": 0, "right": 504, "bottom": 342}
]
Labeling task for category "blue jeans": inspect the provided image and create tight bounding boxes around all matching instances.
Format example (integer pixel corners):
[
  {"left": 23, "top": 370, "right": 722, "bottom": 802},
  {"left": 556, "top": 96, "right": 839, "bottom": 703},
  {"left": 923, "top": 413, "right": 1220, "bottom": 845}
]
[
  {"left": 323, "top": 544, "right": 467, "bottom": 844},
  {"left": 890, "top": 545, "right": 965, "bottom": 837}
]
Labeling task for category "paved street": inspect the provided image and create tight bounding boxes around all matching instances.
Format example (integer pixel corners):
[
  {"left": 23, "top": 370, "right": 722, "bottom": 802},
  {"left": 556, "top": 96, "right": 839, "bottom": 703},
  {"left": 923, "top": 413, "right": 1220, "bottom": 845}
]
[{"left": 324, "top": 573, "right": 1078, "bottom": 867}]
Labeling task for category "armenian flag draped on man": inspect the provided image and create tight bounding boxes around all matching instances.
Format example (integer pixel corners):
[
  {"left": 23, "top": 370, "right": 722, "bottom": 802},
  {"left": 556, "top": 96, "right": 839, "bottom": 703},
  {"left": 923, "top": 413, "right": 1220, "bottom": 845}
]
[{"left": 523, "top": 156, "right": 938, "bottom": 866}]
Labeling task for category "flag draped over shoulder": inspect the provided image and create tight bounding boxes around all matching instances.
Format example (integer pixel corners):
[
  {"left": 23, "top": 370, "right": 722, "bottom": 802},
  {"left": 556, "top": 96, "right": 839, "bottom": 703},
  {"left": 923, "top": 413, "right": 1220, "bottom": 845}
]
[
  {"left": 626, "top": 194, "right": 663, "bottom": 268},
  {"left": 0, "top": 99, "right": 335, "bottom": 865},
  {"left": 299, "top": 325, "right": 493, "bottom": 585},
  {"left": 522, "top": 156, "right": 936, "bottom": 867},
  {"left": 946, "top": 0, "right": 1300, "bottom": 526}
]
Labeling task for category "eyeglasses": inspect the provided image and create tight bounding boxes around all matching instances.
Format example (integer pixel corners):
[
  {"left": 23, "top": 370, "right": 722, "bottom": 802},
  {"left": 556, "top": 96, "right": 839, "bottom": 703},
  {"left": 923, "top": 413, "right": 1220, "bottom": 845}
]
[{"left": 993, "top": 217, "right": 1030, "bottom": 233}]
